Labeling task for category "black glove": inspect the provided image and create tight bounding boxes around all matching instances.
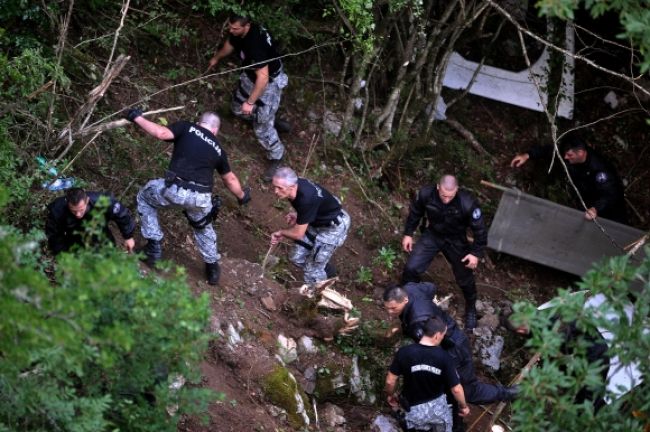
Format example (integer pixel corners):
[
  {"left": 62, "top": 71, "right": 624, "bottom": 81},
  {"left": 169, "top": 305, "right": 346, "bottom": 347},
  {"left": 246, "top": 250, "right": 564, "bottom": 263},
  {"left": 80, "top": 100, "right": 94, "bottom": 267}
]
[
  {"left": 124, "top": 108, "right": 143, "bottom": 122},
  {"left": 238, "top": 186, "right": 251, "bottom": 206}
]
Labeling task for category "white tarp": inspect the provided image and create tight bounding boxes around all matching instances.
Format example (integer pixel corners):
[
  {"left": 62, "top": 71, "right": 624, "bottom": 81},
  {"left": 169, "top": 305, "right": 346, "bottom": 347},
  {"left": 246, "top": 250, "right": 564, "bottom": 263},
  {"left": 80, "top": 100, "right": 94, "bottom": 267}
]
[{"left": 442, "top": 24, "right": 574, "bottom": 119}]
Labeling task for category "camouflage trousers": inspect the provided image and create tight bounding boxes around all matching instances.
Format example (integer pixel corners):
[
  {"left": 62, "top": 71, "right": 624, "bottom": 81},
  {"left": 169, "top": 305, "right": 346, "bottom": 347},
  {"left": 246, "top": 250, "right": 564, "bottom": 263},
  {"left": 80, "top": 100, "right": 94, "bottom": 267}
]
[
  {"left": 290, "top": 210, "right": 350, "bottom": 283},
  {"left": 137, "top": 179, "right": 219, "bottom": 263},
  {"left": 404, "top": 394, "right": 452, "bottom": 432},
  {"left": 231, "top": 70, "right": 288, "bottom": 160}
]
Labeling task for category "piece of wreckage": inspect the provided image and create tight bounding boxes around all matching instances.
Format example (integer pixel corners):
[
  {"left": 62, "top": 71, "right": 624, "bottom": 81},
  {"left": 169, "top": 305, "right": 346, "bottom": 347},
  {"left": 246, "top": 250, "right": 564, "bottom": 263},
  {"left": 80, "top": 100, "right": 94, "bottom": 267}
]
[{"left": 297, "top": 277, "right": 360, "bottom": 341}]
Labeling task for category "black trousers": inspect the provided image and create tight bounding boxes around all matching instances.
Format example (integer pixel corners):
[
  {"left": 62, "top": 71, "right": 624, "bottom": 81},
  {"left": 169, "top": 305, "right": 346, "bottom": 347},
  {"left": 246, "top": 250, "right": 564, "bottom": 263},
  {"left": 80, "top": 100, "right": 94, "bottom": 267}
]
[
  {"left": 445, "top": 328, "right": 508, "bottom": 431},
  {"left": 401, "top": 231, "right": 476, "bottom": 303}
]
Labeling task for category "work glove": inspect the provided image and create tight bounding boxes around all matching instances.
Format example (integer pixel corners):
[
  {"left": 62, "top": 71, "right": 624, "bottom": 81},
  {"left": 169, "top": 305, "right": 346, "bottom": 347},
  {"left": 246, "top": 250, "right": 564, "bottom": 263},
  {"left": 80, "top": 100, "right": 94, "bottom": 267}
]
[
  {"left": 124, "top": 108, "right": 143, "bottom": 122},
  {"left": 238, "top": 186, "right": 251, "bottom": 206}
]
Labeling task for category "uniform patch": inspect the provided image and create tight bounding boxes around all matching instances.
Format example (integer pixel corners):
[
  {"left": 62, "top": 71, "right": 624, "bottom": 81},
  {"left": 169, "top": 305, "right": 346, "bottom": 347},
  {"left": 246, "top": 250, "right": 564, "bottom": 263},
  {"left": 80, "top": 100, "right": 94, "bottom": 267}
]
[
  {"left": 472, "top": 208, "right": 482, "bottom": 220},
  {"left": 113, "top": 202, "right": 121, "bottom": 214},
  {"left": 595, "top": 172, "right": 608, "bottom": 183}
]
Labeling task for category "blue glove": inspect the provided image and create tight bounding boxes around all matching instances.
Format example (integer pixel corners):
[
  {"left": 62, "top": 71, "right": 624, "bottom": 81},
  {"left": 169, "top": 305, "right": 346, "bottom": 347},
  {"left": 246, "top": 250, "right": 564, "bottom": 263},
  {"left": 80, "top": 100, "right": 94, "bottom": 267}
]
[{"left": 124, "top": 108, "right": 143, "bottom": 122}]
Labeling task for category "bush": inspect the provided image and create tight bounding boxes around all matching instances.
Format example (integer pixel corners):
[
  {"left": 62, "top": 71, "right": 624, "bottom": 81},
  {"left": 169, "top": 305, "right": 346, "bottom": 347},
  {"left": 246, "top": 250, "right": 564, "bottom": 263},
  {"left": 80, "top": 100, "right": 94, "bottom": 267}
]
[
  {"left": 510, "top": 249, "right": 650, "bottom": 431},
  {"left": 0, "top": 201, "right": 215, "bottom": 431}
]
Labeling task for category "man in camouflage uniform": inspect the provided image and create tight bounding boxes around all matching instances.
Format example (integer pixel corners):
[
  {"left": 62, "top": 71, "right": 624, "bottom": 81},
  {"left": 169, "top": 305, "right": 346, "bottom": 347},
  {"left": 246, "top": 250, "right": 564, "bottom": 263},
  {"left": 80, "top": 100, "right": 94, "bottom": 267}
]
[
  {"left": 385, "top": 316, "right": 470, "bottom": 432},
  {"left": 125, "top": 109, "right": 250, "bottom": 285},
  {"left": 270, "top": 167, "right": 350, "bottom": 283},
  {"left": 208, "top": 14, "right": 289, "bottom": 181}
]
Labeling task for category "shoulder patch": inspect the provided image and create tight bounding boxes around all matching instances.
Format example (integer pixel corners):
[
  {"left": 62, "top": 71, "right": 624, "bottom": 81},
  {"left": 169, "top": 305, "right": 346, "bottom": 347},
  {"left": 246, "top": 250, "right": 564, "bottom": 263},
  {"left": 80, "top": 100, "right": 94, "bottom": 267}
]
[
  {"left": 112, "top": 202, "right": 121, "bottom": 214},
  {"left": 472, "top": 208, "right": 482, "bottom": 220},
  {"left": 595, "top": 172, "right": 608, "bottom": 183}
]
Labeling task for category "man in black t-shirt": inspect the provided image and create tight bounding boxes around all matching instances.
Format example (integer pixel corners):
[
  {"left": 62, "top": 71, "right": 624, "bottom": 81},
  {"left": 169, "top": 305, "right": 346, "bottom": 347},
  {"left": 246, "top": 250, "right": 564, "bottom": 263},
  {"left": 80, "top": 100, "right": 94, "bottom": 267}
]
[
  {"left": 269, "top": 167, "right": 350, "bottom": 283},
  {"left": 46, "top": 187, "right": 135, "bottom": 255},
  {"left": 208, "top": 14, "right": 289, "bottom": 181},
  {"left": 384, "top": 283, "right": 518, "bottom": 432},
  {"left": 510, "top": 133, "right": 627, "bottom": 224},
  {"left": 385, "top": 317, "right": 469, "bottom": 432},
  {"left": 125, "top": 109, "right": 250, "bottom": 285}
]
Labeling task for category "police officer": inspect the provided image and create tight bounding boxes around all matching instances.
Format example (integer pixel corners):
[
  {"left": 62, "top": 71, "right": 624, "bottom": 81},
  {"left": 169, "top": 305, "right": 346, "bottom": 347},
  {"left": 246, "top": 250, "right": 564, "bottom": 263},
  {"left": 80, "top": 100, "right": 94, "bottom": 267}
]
[
  {"left": 45, "top": 187, "right": 135, "bottom": 255},
  {"left": 208, "top": 14, "right": 289, "bottom": 181},
  {"left": 270, "top": 167, "right": 350, "bottom": 283},
  {"left": 401, "top": 175, "right": 487, "bottom": 329},
  {"left": 385, "top": 316, "right": 470, "bottom": 432},
  {"left": 384, "top": 283, "right": 517, "bottom": 432},
  {"left": 125, "top": 109, "right": 250, "bottom": 286},
  {"left": 510, "top": 133, "right": 627, "bottom": 224}
]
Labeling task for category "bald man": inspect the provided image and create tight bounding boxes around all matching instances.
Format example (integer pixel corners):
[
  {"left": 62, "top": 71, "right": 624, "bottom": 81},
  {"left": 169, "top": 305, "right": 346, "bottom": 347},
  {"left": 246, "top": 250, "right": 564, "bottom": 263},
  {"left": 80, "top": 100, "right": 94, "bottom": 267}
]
[
  {"left": 125, "top": 110, "right": 250, "bottom": 285},
  {"left": 401, "top": 175, "right": 487, "bottom": 330}
]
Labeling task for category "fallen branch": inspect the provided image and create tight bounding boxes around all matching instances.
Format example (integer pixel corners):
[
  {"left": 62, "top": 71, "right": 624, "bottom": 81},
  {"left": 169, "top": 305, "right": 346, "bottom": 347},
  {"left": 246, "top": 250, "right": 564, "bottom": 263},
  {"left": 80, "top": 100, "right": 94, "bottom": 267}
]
[
  {"left": 261, "top": 243, "right": 277, "bottom": 273},
  {"left": 56, "top": 54, "right": 131, "bottom": 151},
  {"left": 446, "top": 118, "right": 497, "bottom": 163},
  {"left": 301, "top": 133, "right": 319, "bottom": 176},
  {"left": 73, "top": 105, "right": 185, "bottom": 138},
  {"left": 486, "top": 352, "right": 541, "bottom": 430}
]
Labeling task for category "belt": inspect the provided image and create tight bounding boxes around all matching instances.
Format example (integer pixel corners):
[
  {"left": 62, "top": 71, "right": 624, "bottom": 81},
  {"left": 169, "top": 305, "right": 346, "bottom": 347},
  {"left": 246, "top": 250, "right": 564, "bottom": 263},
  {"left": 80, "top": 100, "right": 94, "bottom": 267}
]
[
  {"left": 169, "top": 177, "right": 211, "bottom": 193},
  {"left": 311, "top": 212, "right": 344, "bottom": 228}
]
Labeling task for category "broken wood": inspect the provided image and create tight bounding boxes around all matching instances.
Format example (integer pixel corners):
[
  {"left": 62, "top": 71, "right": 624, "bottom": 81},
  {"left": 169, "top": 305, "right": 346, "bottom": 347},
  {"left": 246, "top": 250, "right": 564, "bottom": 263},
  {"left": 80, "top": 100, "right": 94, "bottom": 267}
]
[
  {"left": 73, "top": 105, "right": 185, "bottom": 138},
  {"left": 486, "top": 352, "right": 541, "bottom": 430},
  {"left": 446, "top": 117, "right": 497, "bottom": 163}
]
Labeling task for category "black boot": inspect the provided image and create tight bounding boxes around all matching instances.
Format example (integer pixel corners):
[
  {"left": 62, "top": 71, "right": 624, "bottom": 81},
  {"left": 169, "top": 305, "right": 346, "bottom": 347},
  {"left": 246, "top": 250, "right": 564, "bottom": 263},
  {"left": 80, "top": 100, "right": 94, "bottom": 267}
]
[
  {"left": 263, "top": 158, "right": 282, "bottom": 182},
  {"left": 274, "top": 118, "right": 292, "bottom": 134},
  {"left": 502, "top": 385, "right": 520, "bottom": 401},
  {"left": 324, "top": 262, "right": 337, "bottom": 278},
  {"left": 464, "top": 299, "right": 477, "bottom": 330},
  {"left": 141, "top": 239, "right": 162, "bottom": 267},
  {"left": 206, "top": 262, "right": 220, "bottom": 286}
]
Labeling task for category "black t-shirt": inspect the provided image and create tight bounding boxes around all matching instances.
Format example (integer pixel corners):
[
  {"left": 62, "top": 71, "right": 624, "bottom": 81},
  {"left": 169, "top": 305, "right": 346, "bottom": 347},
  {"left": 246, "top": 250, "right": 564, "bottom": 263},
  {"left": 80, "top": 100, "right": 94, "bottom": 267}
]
[
  {"left": 290, "top": 178, "right": 342, "bottom": 226},
  {"left": 166, "top": 121, "right": 231, "bottom": 188},
  {"left": 389, "top": 343, "right": 460, "bottom": 406},
  {"left": 228, "top": 24, "right": 281, "bottom": 81}
]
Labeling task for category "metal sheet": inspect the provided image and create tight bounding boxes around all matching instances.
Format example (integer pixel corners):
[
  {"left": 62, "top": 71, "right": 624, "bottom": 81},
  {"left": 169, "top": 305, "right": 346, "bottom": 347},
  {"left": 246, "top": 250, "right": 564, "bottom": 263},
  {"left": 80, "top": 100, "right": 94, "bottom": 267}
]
[{"left": 488, "top": 188, "right": 645, "bottom": 276}]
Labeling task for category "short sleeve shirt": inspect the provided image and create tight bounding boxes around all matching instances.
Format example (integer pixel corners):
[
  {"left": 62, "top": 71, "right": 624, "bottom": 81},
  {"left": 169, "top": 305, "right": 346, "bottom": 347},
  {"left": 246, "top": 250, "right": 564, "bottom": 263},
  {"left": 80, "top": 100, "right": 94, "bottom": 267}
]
[
  {"left": 389, "top": 343, "right": 460, "bottom": 406},
  {"left": 228, "top": 24, "right": 281, "bottom": 80},
  {"left": 290, "top": 178, "right": 342, "bottom": 226},
  {"left": 167, "top": 121, "right": 231, "bottom": 188}
]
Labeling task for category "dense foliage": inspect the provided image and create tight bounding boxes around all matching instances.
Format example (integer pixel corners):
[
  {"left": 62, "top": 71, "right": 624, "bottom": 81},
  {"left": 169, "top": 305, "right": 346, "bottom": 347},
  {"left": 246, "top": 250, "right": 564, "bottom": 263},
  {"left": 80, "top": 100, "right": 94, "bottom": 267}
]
[
  {"left": 511, "top": 249, "right": 650, "bottom": 432},
  {"left": 0, "top": 194, "right": 215, "bottom": 431}
]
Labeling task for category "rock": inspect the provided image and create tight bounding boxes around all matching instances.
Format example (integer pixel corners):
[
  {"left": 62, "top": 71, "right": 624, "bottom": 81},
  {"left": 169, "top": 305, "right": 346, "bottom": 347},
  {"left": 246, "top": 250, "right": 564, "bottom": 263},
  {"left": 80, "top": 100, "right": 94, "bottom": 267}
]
[
  {"left": 350, "top": 355, "right": 376, "bottom": 403},
  {"left": 264, "top": 254, "right": 280, "bottom": 270},
  {"left": 476, "top": 299, "right": 495, "bottom": 315},
  {"left": 209, "top": 315, "right": 223, "bottom": 335},
  {"left": 261, "top": 293, "right": 277, "bottom": 311},
  {"left": 307, "top": 110, "right": 319, "bottom": 121},
  {"left": 226, "top": 323, "right": 242, "bottom": 346},
  {"left": 277, "top": 334, "right": 298, "bottom": 364},
  {"left": 303, "top": 366, "right": 317, "bottom": 394},
  {"left": 478, "top": 333, "right": 505, "bottom": 371},
  {"left": 604, "top": 90, "right": 619, "bottom": 109},
  {"left": 371, "top": 414, "right": 401, "bottom": 432},
  {"left": 321, "top": 403, "right": 346, "bottom": 427},
  {"left": 323, "top": 110, "right": 342, "bottom": 136},
  {"left": 263, "top": 365, "right": 311, "bottom": 427},
  {"left": 298, "top": 335, "right": 318, "bottom": 354},
  {"left": 267, "top": 404, "right": 288, "bottom": 422},
  {"left": 478, "top": 312, "right": 500, "bottom": 330}
]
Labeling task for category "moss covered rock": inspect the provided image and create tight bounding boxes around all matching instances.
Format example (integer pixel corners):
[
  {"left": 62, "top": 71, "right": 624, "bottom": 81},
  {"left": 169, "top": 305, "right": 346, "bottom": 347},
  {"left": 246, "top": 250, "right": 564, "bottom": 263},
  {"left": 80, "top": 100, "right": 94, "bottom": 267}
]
[{"left": 262, "top": 365, "right": 312, "bottom": 428}]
